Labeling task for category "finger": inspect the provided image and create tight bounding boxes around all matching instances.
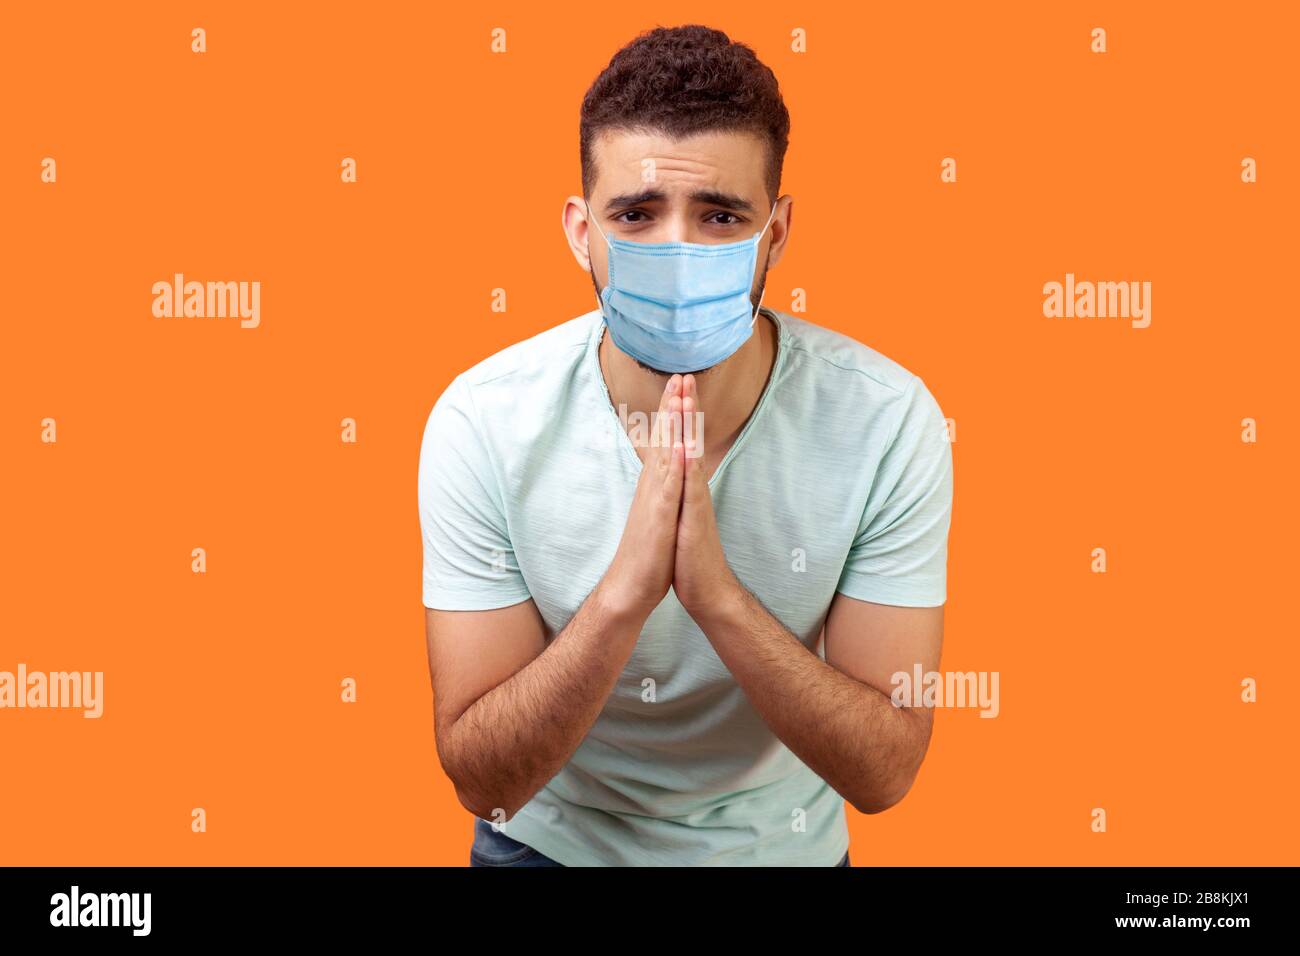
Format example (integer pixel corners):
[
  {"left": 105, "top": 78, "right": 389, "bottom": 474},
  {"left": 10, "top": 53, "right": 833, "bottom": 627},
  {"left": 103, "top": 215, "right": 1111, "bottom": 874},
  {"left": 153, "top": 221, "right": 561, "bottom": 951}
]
[
  {"left": 671, "top": 392, "right": 683, "bottom": 451},
  {"left": 667, "top": 393, "right": 685, "bottom": 502},
  {"left": 681, "top": 423, "right": 707, "bottom": 519},
  {"left": 684, "top": 374, "right": 703, "bottom": 452},
  {"left": 657, "top": 373, "right": 682, "bottom": 420},
  {"left": 687, "top": 431, "right": 706, "bottom": 493},
  {"left": 658, "top": 393, "right": 683, "bottom": 476},
  {"left": 682, "top": 382, "right": 704, "bottom": 487},
  {"left": 663, "top": 438, "right": 685, "bottom": 509},
  {"left": 655, "top": 374, "right": 682, "bottom": 467},
  {"left": 681, "top": 387, "right": 702, "bottom": 463}
]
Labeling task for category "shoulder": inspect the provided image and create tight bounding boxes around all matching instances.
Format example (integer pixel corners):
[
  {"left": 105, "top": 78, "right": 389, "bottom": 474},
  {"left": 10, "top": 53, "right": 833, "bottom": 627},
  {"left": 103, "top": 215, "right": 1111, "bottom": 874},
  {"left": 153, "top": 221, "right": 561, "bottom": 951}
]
[
  {"left": 771, "top": 310, "right": 943, "bottom": 428},
  {"left": 458, "top": 311, "right": 598, "bottom": 390},
  {"left": 424, "top": 311, "right": 600, "bottom": 427},
  {"left": 774, "top": 311, "right": 919, "bottom": 394}
]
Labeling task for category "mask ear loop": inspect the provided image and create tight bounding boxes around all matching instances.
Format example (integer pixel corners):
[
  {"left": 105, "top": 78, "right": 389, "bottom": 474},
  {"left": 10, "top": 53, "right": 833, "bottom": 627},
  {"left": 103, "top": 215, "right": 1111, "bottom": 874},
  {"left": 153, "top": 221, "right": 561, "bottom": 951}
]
[
  {"left": 585, "top": 200, "right": 614, "bottom": 316},
  {"left": 585, "top": 200, "right": 610, "bottom": 247},
  {"left": 749, "top": 201, "right": 779, "bottom": 326}
]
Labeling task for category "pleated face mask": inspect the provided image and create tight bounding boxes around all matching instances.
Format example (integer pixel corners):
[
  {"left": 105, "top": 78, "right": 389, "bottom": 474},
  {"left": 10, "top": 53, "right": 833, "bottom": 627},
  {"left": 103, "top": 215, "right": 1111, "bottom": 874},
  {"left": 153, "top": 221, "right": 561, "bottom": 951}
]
[{"left": 587, "top": 200, "right": 777, "bottom": 373}]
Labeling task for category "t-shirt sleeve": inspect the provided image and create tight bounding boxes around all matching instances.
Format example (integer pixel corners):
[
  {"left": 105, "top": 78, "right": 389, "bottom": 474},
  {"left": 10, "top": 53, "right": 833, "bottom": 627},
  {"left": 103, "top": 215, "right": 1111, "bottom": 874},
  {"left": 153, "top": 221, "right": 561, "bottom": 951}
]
[
  {"left": 418, "top": 374, "right": 532, "bottom": 611},
  {"left": 835, "top": 374, "right": 953, "bottom": 607}
]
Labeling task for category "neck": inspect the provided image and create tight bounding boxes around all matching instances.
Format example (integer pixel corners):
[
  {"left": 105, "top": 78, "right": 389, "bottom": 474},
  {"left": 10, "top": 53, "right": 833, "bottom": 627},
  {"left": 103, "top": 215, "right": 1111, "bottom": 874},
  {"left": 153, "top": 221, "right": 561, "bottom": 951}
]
[{"left": 599, "top": 311, "right": 778, "bottom": 462}]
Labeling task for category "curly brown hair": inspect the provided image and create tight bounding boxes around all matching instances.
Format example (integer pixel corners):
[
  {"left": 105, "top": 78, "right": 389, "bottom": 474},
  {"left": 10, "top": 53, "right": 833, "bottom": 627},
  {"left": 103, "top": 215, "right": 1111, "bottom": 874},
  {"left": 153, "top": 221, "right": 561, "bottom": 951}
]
[{"left": 579, "top": 25, "right": 791, "bottom": 203}]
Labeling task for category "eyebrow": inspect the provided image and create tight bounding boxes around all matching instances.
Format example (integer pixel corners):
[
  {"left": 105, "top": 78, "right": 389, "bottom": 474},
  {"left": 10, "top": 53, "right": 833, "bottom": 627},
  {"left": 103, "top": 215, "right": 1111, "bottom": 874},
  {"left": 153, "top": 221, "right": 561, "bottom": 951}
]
[{"left": 602, "top": 188, "right": 755, "bottom": 214}]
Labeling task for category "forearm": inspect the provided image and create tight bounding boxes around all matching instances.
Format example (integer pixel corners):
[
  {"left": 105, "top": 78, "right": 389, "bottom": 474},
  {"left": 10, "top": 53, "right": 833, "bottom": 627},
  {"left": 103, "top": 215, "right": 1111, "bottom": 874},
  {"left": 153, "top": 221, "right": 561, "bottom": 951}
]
[
  {"left": 692, "top": 585, "right": 931, "bottom": 814},
  {"left": 445, "top": 578, "right": 646, "bottom": 821}
]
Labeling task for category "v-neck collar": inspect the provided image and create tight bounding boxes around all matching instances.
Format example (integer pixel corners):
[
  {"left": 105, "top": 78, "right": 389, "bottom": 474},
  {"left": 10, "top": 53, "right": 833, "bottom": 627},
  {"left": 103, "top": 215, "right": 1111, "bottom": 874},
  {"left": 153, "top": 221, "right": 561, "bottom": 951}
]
[{"left": 586, "top": 307, "right": 789, "bottom": 489}]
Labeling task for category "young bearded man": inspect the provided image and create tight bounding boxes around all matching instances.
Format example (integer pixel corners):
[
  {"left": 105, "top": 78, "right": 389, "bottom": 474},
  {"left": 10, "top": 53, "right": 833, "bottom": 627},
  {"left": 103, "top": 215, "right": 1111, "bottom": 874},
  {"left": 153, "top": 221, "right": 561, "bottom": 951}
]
[{"left": 419, "top": 24, "right": 954, "bottom": 866}]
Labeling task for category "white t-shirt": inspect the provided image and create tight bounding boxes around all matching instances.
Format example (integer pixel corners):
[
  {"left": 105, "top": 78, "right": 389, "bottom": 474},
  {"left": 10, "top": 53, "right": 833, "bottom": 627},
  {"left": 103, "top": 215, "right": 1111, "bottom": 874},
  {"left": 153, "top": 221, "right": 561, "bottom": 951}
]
[{"left": 418, "top": 307, "right": 953, "bottom": 865}]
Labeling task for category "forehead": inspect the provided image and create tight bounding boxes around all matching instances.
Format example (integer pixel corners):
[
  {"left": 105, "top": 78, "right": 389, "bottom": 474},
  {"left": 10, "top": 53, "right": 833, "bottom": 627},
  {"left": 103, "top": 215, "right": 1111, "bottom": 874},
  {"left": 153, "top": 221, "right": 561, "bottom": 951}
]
[{"left": 589, "top": 128, "right": 768, "bottom": 198}]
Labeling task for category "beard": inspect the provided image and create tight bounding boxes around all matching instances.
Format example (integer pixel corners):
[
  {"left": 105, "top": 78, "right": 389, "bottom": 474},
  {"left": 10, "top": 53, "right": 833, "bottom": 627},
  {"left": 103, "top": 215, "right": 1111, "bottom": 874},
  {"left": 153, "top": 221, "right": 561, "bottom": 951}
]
[{"left": 589, "top": 267, "right": 768, "bottom": 377}]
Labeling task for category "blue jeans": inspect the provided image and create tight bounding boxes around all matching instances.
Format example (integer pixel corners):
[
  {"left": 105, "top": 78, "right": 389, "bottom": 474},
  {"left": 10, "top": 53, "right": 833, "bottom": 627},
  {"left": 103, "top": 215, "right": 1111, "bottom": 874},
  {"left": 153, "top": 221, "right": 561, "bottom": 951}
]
[{"left": 469, "top": 817, "right": 851, "bottom": 867}]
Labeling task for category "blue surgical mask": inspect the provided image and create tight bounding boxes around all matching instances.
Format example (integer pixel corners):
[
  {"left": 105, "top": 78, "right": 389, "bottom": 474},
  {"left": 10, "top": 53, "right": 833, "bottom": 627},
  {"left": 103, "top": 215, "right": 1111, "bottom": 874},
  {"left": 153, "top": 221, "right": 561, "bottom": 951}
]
[{"left": 588, "top": 200, "right": 777, "bottom": 372}]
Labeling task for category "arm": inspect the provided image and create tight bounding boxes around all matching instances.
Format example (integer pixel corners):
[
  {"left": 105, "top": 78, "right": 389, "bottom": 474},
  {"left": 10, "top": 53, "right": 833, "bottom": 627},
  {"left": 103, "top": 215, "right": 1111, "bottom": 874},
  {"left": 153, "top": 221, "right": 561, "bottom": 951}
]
[
  {"left": 421, "top": 374, "right": 688, "bottom": 822},
  {"left": 426, "top": 586, "right": 646, "bottom": 822},
  {"left": 672, "top": 372, "right": 952, "bottom": 812},
  {"left": 686, "top": 588, "right": 942, "bottom": 813}
]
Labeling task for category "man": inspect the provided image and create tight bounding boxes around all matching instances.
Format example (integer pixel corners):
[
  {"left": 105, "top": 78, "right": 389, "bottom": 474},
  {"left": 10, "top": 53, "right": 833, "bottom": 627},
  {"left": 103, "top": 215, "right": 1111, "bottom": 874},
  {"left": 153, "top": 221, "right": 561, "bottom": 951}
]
[{"left": 419, "top": 24, "right": 953, "bottom": 866}]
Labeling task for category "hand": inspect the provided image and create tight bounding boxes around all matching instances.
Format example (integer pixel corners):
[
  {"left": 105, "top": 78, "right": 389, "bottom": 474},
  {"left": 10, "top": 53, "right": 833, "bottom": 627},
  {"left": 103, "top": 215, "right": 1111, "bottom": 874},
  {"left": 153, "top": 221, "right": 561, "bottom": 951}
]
[
  {"left": 599, "top": 374, "right": 686, "bottom": 620},
  {"left": 672, "top": 374, "right": 743, "bottom": 622}
]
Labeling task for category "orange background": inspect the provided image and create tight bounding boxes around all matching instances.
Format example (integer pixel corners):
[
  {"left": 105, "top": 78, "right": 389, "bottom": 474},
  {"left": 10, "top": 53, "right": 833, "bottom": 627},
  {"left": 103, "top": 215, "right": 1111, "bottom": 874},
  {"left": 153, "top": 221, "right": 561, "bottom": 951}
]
[{"left": 2, "top": 2, "right": 1296, "bottom": 865}]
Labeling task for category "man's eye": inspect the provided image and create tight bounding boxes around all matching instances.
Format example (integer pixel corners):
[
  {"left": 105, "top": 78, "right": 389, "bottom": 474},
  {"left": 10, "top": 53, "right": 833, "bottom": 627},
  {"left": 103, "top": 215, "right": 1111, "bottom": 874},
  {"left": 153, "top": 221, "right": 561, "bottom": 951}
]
[
  {"left": 708, "top": 212, "right": 741, "bottom": 225},
  {"left": 617, "top": 210, "right": 648, "bottom": 223}
]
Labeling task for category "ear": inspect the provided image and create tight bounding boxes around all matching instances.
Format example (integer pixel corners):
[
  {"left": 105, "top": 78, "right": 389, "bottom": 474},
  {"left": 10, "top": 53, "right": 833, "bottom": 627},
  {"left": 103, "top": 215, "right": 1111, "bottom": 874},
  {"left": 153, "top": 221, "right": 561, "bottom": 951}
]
[{"left": 561, "top": 195, "right": 598, "bottom": 274}]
